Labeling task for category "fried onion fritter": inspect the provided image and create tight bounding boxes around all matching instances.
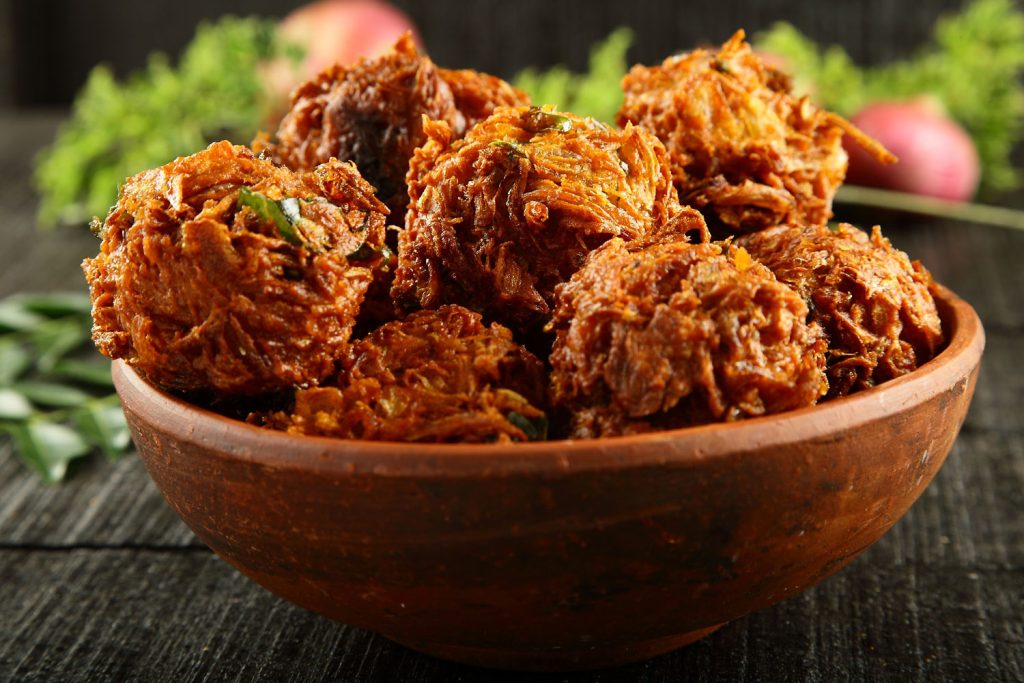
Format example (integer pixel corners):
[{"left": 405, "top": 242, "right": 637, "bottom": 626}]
[
  {"left": 547, "top": 238, "right": 827, "bottom": 438},
  {"left": 618, "top": 30, "right": 894, "bottom": 236},
  {"left": 258, "top": 33, "right": 529, "bottom": 220},
  {"left": 736, "top": 223, "right": 944, "bottom": 397},
  {"left": 392, "top": 106, "right": 709, "bottom": 335},
  {"left": 254, "top": 305, "right": 547, "bottom": 443},
  {"left": 83, "top": 141, "right": 388, "bottom": 396}
]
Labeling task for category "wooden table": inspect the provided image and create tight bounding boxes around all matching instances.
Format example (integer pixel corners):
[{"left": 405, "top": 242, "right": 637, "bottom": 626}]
[{"left": 2, "top": 111, "right": 1021, "bottom": 682}]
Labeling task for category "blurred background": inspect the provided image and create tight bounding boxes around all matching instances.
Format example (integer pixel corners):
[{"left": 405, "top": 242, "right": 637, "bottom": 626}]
[{"left": 2, "top": 0, "right": 967, "bottom": 107}]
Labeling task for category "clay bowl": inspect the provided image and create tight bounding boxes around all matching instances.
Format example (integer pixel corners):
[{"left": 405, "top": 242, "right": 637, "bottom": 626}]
[{"left": 114, "top": 284, "right": 983, "bottom": 672}]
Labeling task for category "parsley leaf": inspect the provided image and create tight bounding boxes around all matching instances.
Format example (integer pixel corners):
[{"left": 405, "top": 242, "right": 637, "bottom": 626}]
[{"left": 34, "top": 16, "right": 304, "bottom": 228}]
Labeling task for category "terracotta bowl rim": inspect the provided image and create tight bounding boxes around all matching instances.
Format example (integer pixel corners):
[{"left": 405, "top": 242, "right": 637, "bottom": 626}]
[{"left": 113, "top": 283, "right": 984, "bottom": 476}]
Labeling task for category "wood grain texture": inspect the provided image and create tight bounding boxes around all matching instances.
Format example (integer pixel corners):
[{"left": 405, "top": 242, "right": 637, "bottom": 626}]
[{"left": 1, "top": 98, "right": 1022, "bottom": 680}]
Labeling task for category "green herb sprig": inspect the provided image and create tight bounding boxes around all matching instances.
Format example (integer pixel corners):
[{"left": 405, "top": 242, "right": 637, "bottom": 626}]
[
  {"left": 756, "top": 0, "right": 1024, "bottom": 194},
  {"left": 0, "top": 293, "right": 130, "bottom": 482},
  {"left": 34, "top": 17, "right": 303, "bottom": 228}
]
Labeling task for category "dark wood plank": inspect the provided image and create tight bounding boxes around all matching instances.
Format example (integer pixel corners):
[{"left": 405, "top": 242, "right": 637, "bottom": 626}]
[
  {"left": 0, "top": 447, "right": 197, "bottom": 547},
  {"left": 1, "top": 545, "right": 1018, "bottom": 682}
]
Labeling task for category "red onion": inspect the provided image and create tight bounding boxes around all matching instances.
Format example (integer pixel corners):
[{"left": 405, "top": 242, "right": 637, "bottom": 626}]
[
  {"left": 263, "top": 0, "right": 419, "bottom": 121},
  {"left": 844, "top": 98, "right": 980, "bottom": 202},
  {"left": 279, "top": 0, "right": 420, "bottom": 79}
]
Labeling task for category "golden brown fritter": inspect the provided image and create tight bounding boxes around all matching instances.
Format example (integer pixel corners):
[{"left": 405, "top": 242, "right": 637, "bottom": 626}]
[
  {"left": 736, "top": 223, "right": 944, "bottom": 397},
  {"left": 255, "top": 305, "right": 547, "bottom": 442},
  {"left": 392, "top": 106, "right": 709, "bottom": 335},
  {"left": 258, "top": 33, "right": 456, "bottom": 218},
  {"left": 618, "top": 30, "right": 894, "bottom": 235},
  {"left": 259, "top": 33, "right": 529, "bottom": 220},
  {"left": 547, "top": 238, "right": 827, "bottom": 438},
  {"left": 83, "top": 141, "right": 388, "bottom": 396}
]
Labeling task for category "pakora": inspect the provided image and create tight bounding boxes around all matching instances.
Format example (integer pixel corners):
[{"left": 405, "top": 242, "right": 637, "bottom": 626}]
[
  {"left": 259, "top": 33, "right": 529, "bottom": 219},
  {"left": 83, "top": 141, "right": 388, "bottom": 396},
  {"left": 255, "top": 305, "right": 548, "bottom": 442},
  {"left": 547, "top": 238, "right": 827, "bottom": 438},
  {"left": 737, "top": 223, "right": 943, "bottom": 397},
  {"left": 392, "top": 105, "right": 709, "bottom": 335},
  {"left": 618, "top": 30, "right": 894, "bottom": 235}
]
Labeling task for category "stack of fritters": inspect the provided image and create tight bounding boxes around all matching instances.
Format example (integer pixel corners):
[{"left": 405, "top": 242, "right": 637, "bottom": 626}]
[{"left": 85, "top": 32, "right": 943, "bottom": 442}]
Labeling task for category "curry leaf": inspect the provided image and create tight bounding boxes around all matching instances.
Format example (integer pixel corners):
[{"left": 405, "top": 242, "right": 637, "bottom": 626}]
[
  {"left": 73, "top": 399, "right": 131, "bottom": 459},
  {"left": 31, "top": 318, "right": 91, "bottom": 373},
  {"left": 52, "top": 359, "right": 114, "bottom": 387},
  {"left": 0, "top": 291, "right": 130, "bottom": 482},
  {"left": 13, "top": 292, "right": 94, "bottom": 317},
  {"left": 238, "top": 187, "right": 303, "bottom": 245},
  {"left": 0, "top": 300, "right": 45, "bottom": 333},
  {"left": 0, "top": 338, "right": 31, "bottom": 385},
  {"left": 514, "top": 28, "right": 633, "bottom": 124},
  {"left": 0, "top": 389, "right": 33, "bottom": 420},
  {"left": 12, "top": 381, "right": 94, "bottom": 408},
  {"left": 3, "top": 420, "right": 92, "bottom": 484}
]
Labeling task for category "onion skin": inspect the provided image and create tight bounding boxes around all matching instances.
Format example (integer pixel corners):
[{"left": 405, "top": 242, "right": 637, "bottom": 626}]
[{"left": 844, "top": 99, "right": 980, "bottom": 202}]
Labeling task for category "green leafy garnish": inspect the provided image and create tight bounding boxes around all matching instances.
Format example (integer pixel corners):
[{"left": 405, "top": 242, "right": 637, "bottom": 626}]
[
  {"left": 73, "top": 398, "right": 132, "bottom": 460},
  {"left": 514, "top": 28, "right": 634, "bottom": 124},
  {"left": 524, "top": 108, "right": 573, "bottom": 133},
  {"left": 756, "top": 0, "right": 1024, "bottom": 194},
  {"left": 13, "top": 292, "right": 94, "bottom": 317},
  {"left": 0, "top": 389, "right": 33, "bottom": 421},
  {"left": 0, "top": 300, "right": 45, "bottom": 332},
  {"left": 31, "top": 318, "right": 91, "bottom": 373},
  {"left": 3, "top": 421, "right": 92, "bottom": 484},
  {"left": 34, "top": 16, "right": 304, "bottom": 228},
  {"left": 51, "top": 359, "right": 114, "bottom": 387},
  {"left": 238, "top": 187, "right": 303, "bottom": 246},
  {"left": 11, "top": 381, "right": 93, "bottom": 409},
  {"left": 240, "top": 190, "right": 371, "bottom": 254},
  {"left": 507, "top": 411, "right": 549, "bottom": 442},
  {"left": 0, "top": 338, "right": 31, "bottom": 385},
  {"left": 0, "top": 292, "right": 132, "bottom": 483}
]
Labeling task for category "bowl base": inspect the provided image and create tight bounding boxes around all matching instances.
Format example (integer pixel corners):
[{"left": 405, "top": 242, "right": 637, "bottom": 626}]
[{"left": 388, "top": 623, "right": 726, "bottom": 671}]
